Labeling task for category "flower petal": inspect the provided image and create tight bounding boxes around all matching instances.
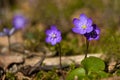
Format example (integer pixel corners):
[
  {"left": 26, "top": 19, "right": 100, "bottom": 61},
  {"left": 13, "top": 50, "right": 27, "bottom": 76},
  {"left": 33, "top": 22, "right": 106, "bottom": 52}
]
[
  {"left": 72, "top": 27, "right": 80, "bottom": 33},
  {"left": 51, "top": 40, "right": 57, "bottom": 45},
  {"left": 87, "top": 18, "right": 92, "bottom": 27},
  {"left": 86, "top": 26, "right": 93, "bottom": 33},
  {"left": 51, "top": 25, "right": 57, "bottom": 30},
  {"left": 3, "top": 28, "right": 9, "bottom": 34},
  {"left": 73, "top": 18, "right": 80, "bottom": 26},
  {"left": 56, "top": 30, "right": 61, "bottom": 36},
  {"left": 88, "top": 37, "right": 93, "bottom": 41},
  {"left": 46, "top": 30, "right": 52, "bottom": 36},
  {"left": 95, "top": 28, "right": 100, "bottom": 34},
  {"left": 45, "top": 37, "right": 51, "bottom": 43},
  {"left": 95, "top": 36, "right": 99, "bottom": 40},
  {"left": 56, "top": 37, "right": 62, "bottom": 43},
  {"left": 84, "top": 33, "right": 90, "bottom": 38},
  {"left": 9, "top": 28, "right": 15, "bottom": 35},
  {"left": 79, "top": 13, "right": 87, "bottom": 24},
  {"left": 79, "top": 29, "right": 86, "bottom": 34}
]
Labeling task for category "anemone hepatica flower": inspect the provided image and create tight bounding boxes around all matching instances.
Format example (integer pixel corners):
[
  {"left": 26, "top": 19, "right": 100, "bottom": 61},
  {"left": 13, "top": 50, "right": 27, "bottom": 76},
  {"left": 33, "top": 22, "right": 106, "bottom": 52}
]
[
  {"left": 0, "top": 28, "right": 15, "bottom": 36},
  {"left": 13, "top": 14, "right": 27, "bottom": 29},
  {"left": 84, "top": 24, "right": 100, "bottom": 41},
  {"left": 72, "top": 13, "right": 93, "bottom": 34},
  {"left": 46, "top": 25, "right": 62, "bottom": 45}
]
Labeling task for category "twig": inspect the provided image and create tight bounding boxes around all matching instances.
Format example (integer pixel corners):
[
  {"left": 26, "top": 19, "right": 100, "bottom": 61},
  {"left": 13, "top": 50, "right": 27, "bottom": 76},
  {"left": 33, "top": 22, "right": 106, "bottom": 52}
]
[{"left": 28, "top": 53, "right": 46, "bottom": 75}]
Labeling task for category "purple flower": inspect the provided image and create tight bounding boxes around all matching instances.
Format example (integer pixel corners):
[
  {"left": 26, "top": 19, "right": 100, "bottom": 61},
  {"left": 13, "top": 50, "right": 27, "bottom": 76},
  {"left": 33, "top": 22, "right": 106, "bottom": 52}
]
[
  {"left": 45, "top": 25, "right": 62, "bottom": 45},
  {"left": 84, "top": 24, "right": 100, "bottom": 40},
  {"left": 72, "top": 13, "right": 93, "bottom": 34},
  {"left": 13, "top": 14, "right": 27, "bottom": 29},
  {"left": 0, "top": 28, "right": 15, "bottom": 36}
]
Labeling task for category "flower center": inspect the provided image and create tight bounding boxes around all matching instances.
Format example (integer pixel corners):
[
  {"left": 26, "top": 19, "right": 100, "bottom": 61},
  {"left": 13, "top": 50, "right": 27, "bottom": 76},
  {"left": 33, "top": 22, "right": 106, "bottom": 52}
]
[
  {"left": 51, "top": 33, "right": 56, "bottom": 38},
  {"left": 82, "top": 25, "right": 87, "bottom": 29}
]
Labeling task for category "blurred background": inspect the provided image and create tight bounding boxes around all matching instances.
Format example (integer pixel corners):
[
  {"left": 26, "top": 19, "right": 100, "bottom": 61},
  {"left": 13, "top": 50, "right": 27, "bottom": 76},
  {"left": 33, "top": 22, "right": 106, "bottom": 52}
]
[{"left": 0, "top": 0, "right": 120, "bottom": 58}]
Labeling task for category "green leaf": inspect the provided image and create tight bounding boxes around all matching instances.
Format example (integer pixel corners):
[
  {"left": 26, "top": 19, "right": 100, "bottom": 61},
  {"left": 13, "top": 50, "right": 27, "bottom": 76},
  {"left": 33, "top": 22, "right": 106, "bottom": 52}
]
[
  {"left": 87, "top": 71, "right": 109, "bottom": 80},
  {"left": 81, "top": 56, "right": 105, "bottom": 72},
  {"left": 66, "top": 68, "right": 86, "bottom": 80},
  {"left": 97, "top": 71, "right": 109, "bottom": 78}
]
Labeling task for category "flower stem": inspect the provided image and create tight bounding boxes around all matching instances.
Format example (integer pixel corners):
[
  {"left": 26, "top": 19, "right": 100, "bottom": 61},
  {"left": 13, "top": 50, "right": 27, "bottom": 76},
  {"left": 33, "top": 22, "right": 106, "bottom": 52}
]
[
  {"left": 84, "top": 38, "right": 89, "bottom": 58},
  {"left": 58, "top": 43, "right": 62, "bottom": 71},
  {"left": 8, "top": 36, "right": 11, "bottom": 54},
  {"left": 58, "top": 43, "right": 65, "bottom": 80}
]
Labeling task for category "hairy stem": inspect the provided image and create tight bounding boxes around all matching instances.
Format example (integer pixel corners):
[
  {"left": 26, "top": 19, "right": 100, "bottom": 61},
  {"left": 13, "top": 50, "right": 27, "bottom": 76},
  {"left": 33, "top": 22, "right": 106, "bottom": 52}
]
[
  {"left": 58, "top": 43, "right": 65, "bottom": 80},
  {"left": 84, "top": 39, "right": 89, "bottom": 58},
  {"left": 58, "top": 43, "right": 62, "bottom": 70}
]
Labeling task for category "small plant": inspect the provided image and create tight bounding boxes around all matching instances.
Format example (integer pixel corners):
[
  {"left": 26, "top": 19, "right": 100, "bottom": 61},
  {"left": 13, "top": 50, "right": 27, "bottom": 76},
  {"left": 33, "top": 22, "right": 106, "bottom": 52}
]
[
  {"left": 72, "top": 13, "right": 100, "bottom": 58},
  {"left": 45, "top": 25, "right": 64, "bottom": 79},
  {"left": 0, "top": 28, "right": 15, "bottom": 53},
  {"left": 66, "top": 13, "right": 104, "bottom": 80},
  {"left": 0, "top": 14, "right": 27, "bottom": 54}
]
